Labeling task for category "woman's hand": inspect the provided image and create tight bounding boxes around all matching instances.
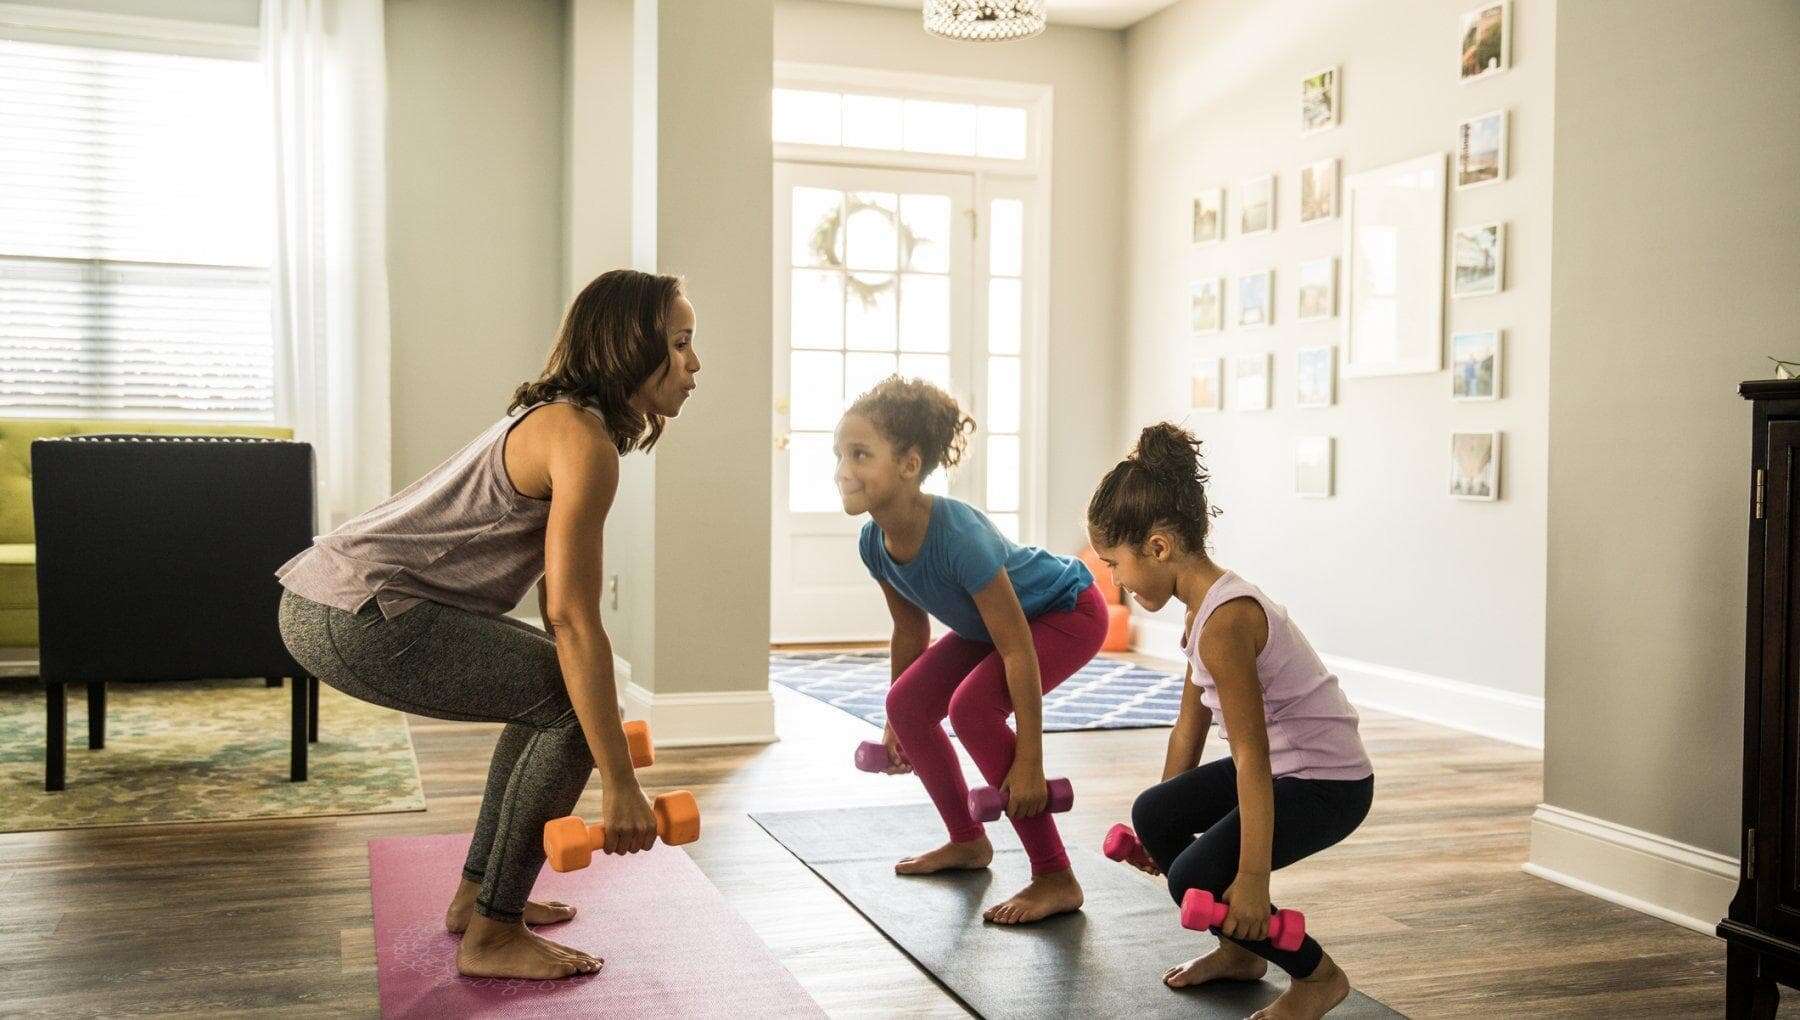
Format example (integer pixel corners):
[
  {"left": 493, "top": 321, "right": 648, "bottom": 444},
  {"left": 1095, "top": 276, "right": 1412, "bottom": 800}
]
[
  {"left": 881, "top": 721, "right": 913, "bottom": 774},
  {"left": 1002, "top": 757, "right": 1049, "bottom": 819},
  {"left": 600, "top": 778, "right": 659, "bottom": 855},
  {"left": 1221, "top": 871, "right": 1272, "bottom": 942}
]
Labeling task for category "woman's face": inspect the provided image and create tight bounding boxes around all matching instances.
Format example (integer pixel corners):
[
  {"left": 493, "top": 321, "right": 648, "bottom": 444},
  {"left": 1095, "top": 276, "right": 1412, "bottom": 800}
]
[
  {"left": 833, "top": 412, "right": 917, "bottom": 516},
  {"left": 633, "top": 295, "right": 699, "bottom": 417},
  {"left": 1088, "top": 532, "right": 1178, "bottom": 612}
]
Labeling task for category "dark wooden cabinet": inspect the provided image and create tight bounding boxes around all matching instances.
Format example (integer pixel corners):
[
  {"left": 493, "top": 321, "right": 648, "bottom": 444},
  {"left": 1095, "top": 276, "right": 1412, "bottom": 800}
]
[{"left": 1722, "top": 380, "right": 1800, "bottom": 1017}]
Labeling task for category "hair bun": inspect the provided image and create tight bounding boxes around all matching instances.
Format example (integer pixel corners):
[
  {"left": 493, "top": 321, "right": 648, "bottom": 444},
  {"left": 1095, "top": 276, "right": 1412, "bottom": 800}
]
[{"left": 1132, "top": 422, "right": 1203, "bottom": 485}]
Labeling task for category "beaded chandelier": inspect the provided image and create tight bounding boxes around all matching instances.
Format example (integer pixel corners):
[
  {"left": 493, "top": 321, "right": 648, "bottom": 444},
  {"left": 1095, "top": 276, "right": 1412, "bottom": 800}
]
[{"left": 922, "top": 1, "right": 1047, "bottom": 42}]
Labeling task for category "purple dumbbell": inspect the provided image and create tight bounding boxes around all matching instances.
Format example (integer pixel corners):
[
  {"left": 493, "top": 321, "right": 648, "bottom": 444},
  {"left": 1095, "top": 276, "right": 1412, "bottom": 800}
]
[
  {"left": 854, "top": 740, "right": 892, "bottom": 773},
  {"left": 1180, "top": 888, "right": 1307, "bottom": 953},
  {"left": 966, "top": 777, "right": 1074, "bottom": 822}
]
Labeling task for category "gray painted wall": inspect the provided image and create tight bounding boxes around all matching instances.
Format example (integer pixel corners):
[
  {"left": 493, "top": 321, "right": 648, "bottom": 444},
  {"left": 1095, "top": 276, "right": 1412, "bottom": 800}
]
[{"left": 1543, "top": 0, "right": 1800, "bottom": 855}]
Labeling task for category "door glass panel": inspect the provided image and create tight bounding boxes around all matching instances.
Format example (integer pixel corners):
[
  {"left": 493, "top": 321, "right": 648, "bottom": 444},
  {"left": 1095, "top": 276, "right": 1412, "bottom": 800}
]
[
  {"left": 988, "top": 355, "right": 1021, "bottom": 433},
  {"left": 898, "top": 353, "right": 950, "bottom": 391},
  {"left": 845, "top": 274, "right": 897, "bottom": 350},
  {"left": 792, "top": 187, "right": 843, "bottom": 267},
  {"left": 987, "top": 433, "right": 1020, "bottom": 512},
  {"left": 845, "top": 192, "right": 898, "bottom": 271},
  {"left": 789, "top": 432, "right": 842, "bottom": 512},
  {"left": 845, "top": 351, "right": 898, "bottom": 404},
  {"left": 990, "top": 198, "right": 1023, "bottom": 277},
  {"left": 990, "top": 512, "right": 1020, "bottom": 542},
  {"left": 899, "top": 273, "right": 950, "bottom": 352},
  {"left": 790, "top": 269, "right": 844, "bottom": 350},
  {"left": 988, "top": 277, "right": 1021, "bottom": 355},
  {"left": 790, "top": 351, "right": 844, "bottom": 431},
  {"left": 900, "top": 193, "right": 951, "bottom": 272}
]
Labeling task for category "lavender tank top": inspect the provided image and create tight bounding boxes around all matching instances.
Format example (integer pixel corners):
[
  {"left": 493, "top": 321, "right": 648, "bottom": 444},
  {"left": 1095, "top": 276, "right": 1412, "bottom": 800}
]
[
  {"left": 1182, "top": 571, "right": 1372, "bottom": 781},
  {"left": 275, "top": 399, "right": 599, "bottom": 619}
]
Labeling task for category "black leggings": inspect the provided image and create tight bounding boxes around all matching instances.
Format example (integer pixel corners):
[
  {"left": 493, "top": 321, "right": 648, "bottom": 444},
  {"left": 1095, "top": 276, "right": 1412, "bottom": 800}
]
[
  {"left": 278, "top": 590, "right": 591, "bottom": 925},
  {"left": 1131, "top": 757, "right": 1373, "bottom": 978}
]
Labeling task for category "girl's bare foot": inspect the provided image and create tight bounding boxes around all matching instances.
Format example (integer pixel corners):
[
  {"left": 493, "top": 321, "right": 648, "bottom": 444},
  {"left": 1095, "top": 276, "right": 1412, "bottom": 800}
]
[
  {"left": 1163, "top": 938, "right": 1268, "bottom": 988},
  {"left": 445, "top": 877, "right": 577, "bottom": 933},
  {"left": 895, "top": 836, "right": 993, "bottom": 875},
  {"left": 1248, "top": 954, "right": 1350, "bottom": 1020},
  {"left": 983, "top": 867, "right": 1084, "bottom": 924},
  {"left": 455, "top": 914, "right": 601, "bottom": 980}
]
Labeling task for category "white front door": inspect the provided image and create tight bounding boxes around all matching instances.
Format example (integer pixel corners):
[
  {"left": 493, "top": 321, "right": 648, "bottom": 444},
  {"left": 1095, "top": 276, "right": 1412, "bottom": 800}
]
[{"left": 770, "top": 162, "right": 977, "bottom": 643}]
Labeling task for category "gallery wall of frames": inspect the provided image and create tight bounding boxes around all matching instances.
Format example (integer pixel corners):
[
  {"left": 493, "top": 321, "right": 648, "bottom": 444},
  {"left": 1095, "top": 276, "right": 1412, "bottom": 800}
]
[{"left": 1185, "top": 0, "right": 1515, "bottom": 503}]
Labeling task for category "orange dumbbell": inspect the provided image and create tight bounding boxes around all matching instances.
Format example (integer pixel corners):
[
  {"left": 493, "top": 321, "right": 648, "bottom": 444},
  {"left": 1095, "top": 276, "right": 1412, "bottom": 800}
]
[
  {"left": 622, "top": 720, "right": 655, "bottom": 768},
  {"left": 543, "top": 791, "right": 701, "bottom": 872}
]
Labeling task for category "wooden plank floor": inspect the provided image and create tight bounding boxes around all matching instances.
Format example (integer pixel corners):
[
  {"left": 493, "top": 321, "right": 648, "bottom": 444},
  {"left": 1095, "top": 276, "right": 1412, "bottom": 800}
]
[{"left": 0, "top": 656, "right": 1777, "bottom": 1018}]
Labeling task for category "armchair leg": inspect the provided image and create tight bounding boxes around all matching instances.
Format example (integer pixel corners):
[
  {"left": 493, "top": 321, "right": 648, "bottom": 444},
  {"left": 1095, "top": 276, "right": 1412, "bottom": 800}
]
[
  {"left": 290, "top": 671, "right": 308, "bottom": 782},
  {"left": 86, "top": 681, "right": 105, "bottom": 750},
  {"left": 265, "top": 677, "right": 283, "bottom": 688},
  {"left": 46, "top": 681, "right": 65, "bottom": 792},
  {"left": 307, "top": 676, "right": 319, "bottom": 743}
]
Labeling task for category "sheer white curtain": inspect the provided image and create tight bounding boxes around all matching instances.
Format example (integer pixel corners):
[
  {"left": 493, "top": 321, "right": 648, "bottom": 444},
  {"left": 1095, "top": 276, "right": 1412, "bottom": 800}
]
[{"left": 263, "top": 0, "right": 391, "bottom": 531}]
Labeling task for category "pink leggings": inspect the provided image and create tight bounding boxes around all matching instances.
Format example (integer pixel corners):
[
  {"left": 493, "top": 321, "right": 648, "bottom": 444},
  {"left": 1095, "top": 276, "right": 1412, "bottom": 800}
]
[{"left": 884, "top": 582, "right": 1109, "bottom": 876}]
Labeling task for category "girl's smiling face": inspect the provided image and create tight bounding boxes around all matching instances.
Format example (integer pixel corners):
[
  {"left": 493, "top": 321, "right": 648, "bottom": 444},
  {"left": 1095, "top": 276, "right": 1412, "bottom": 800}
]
[{"left": 833, "top": 412, "right": 921, "bottom": 516}]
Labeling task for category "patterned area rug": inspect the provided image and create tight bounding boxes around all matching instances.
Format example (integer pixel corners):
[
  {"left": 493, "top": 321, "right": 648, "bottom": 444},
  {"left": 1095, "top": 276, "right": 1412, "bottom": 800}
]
[
  {"left": 771, "top": 650, "right": 1183, "bottom": 731},
  {"left": 0, "top": 677, "right": 425, "bottom": 833}
]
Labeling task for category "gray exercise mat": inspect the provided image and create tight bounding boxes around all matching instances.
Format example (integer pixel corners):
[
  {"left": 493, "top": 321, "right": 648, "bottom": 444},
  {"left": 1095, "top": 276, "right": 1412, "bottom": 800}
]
[{"left": 751, "top": 803, "right": 1404, "bottom": 1019}]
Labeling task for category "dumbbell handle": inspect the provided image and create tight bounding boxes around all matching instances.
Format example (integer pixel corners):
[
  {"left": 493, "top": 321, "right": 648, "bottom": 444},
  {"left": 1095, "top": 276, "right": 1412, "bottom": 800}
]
[
  {"left": 1179, "top": 888, "right": 1307, "bottom": 952},
  {"left": 967, "top": 777, "right": 1073, "bottom": 821},
  {"left": 581, "top": 794, "right": 696, "bottom": 848}
]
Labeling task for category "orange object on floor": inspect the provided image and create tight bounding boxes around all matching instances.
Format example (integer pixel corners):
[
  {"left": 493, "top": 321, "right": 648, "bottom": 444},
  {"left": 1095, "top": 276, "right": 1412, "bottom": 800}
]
[
  {"left": 1078, "top": 545, "right": 1123, "bottom": 604},
  {"left": 544, "top": 790, "right": 702, "bottom": 872},
  {"left": 1103, "top": 602, "right": 1132, "bottom": 652}
]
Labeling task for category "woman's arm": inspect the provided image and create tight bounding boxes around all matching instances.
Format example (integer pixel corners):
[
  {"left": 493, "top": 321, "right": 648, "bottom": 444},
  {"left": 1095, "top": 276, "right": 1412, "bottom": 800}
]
[
  {"left": 970, "top": 570, "right": 1050, "bottom": 818},
  {"left": 1198, "top": 596, "right": 1275, "bottom": 941},
  {"left": 1160, "top": 663, "right": 1213, "bottom": 782},
  {"left": 540, "top": 409, "right": 658, "bottom": 854}
]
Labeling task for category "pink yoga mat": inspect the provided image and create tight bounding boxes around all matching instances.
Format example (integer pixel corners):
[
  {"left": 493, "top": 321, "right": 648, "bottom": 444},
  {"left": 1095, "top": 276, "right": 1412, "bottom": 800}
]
[{"left": 368, "top": 832, "right": 823, "bottom": 1018}]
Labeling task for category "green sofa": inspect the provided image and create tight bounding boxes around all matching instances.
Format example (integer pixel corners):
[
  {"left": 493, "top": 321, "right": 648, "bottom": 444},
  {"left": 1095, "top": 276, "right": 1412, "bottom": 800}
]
[{"left": 0, "top": 419, "right": 295, "bottom": 649}]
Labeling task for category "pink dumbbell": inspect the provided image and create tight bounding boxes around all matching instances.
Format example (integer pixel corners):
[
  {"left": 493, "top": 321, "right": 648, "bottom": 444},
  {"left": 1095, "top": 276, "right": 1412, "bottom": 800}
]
[
  {"left": 1179, "top": 888, "right": 1307, "bottom": 952},
  {"left": 1102, "top": 822, "right": 1162, "bottom": 874},
  {"left": 854, "top": 740, "right": 893, "bottom": 772},
  {"left": 967, "top": 777, "right": 1073, "bottom": 822}
]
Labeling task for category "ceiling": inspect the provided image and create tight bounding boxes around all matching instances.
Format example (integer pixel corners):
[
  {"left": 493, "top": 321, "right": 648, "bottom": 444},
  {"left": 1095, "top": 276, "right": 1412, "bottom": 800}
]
[{"left": 822, "top": 0, "right": 1182, "bottom": 31}]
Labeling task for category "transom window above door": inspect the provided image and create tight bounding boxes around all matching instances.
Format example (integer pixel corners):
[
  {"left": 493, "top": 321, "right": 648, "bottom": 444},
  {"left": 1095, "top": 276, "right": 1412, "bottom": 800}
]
[{"left": 773, "top": 87, "right": 1029, "bottom": 161}]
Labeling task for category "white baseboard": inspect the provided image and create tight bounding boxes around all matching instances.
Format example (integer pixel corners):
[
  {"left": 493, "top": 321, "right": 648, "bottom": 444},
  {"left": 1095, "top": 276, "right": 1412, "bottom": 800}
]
[
  {"left": 614, "top": 655, "right": 778, "bottom": 749},
  {"left": 1525, "top": 803, "right": 1737, "bottom": 936},
  {"left": 1131, "top": 617, "right": 1544, "bottom": 749}
]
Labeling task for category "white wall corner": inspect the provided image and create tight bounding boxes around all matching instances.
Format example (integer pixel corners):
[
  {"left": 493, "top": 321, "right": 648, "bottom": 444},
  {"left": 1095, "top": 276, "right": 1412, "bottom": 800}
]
[
  {"left": 615, "top": 653, "right": 779, "bottom": 749},
  {"left": 1132, "top": 616, "right": 1544, "bottom": 749},
  {"left": 1525, "top": 803, "right": 1738, "bottom": 937}
]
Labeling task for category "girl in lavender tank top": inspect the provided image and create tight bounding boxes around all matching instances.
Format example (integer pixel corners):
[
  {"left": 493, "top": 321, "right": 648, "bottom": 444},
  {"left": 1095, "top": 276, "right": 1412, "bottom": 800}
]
[{"left": 1086, "top": 423, "right": 1374, "bottom": 1020}]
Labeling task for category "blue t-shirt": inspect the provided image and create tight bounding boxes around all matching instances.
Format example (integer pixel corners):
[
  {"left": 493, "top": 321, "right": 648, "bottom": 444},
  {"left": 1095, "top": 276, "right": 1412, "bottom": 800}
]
[{"left": 858, "top": 496, "right": 1094, "bottom": 643}]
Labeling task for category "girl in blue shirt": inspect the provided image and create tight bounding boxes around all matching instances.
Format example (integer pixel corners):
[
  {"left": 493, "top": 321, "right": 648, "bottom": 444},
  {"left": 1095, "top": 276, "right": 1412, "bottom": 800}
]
[{"left": 836, "top": 376, "right": 1106, "bottom": 924}]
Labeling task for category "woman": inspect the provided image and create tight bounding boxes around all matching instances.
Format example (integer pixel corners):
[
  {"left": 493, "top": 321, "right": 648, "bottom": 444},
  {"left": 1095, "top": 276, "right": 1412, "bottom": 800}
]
[{"left": 276, "top": 269, "right": 698, "bottom": 981}]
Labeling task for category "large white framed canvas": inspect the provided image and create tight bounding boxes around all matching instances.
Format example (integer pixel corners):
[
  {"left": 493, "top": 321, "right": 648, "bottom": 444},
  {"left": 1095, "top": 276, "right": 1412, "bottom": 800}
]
[{"left": 1342, "top": 152, "right": 1447, "bottom": 377}]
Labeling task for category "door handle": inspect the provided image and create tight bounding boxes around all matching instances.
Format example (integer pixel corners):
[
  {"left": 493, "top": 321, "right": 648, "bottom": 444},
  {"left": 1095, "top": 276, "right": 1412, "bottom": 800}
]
[{"left": 774, "top": 433, "right": 790, "bottom": 451}]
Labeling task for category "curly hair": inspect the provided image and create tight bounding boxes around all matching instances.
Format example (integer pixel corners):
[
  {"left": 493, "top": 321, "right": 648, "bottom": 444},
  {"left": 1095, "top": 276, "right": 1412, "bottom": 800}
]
[
  {"left": 846, "top": 375, "right": 976, "bottom": 479},
  {"left": 508, "top": 269, "right": 684, "bottom": 454},
  {"left": 1087, "top": 422, "right": 1221, "bottom": 553}
]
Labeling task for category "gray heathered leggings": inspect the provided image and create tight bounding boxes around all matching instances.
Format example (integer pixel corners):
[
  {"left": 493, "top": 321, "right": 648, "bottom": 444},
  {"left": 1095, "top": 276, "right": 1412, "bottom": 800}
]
[{"left": 278, "top": 589, "right": 591, "bottom": 924}]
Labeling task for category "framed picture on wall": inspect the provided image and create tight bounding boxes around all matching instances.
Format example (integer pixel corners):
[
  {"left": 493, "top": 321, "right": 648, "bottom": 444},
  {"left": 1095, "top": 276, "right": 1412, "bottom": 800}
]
[
  {"left": 1296, "top": 345, "right": 1336, "bottom": 407},
  {"left": 1456, "top": 110, "right": 1507, "bottom": 189},
  {"left": 1295, "top": 436, "right": 1334, "bottom": 497},
  {"left": 1451, "top": 329, "right": 1502, "bottom": 400},
  {"left": 1237, "top": 270, "right": 1273, "bottom": 328},
  {"left": 1460, "top": 1, "right": 1510, "bottom": 84},
  {"left": 1452, "top": 222, "right": 1505, "bottom": 297},
  {"left": 1297, "top": 256, "right": 1336, "bottom": 321},
  {"left": 1451, "top": 430, "right": 1501, "bottom": 500},
  {"left": 1342, "top": 152, "right": 1447, "bottom": 377},
  {"left": 1190, "top": 277, "right": 1223, "bottom": 334},
  {"left": 1191, "top": 355, "right": 1222, "bottom": 412},
  {"left": 1299, "top": 158, "right": 1339, "bottom": 224},
  {"left": 1301, "top": 66, "right": 1340, "bottom": 135},
  {"left": 1240, "top": 174, "right": 1275, "bottom": 235},
  {"left": 1192, "top": 189, "right": 1224, "bottom": 245},
  {"left": 1234, "top": 353, "right": 1272, "bottom": 411}
]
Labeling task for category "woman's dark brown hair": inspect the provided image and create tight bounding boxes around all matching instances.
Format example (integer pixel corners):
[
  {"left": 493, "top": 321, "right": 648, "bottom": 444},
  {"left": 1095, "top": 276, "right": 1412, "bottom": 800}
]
[
  {"left": 1087, "top": 422, "right": 1220, "bottom": 553},
  {"left": 508, "top": 269, "right": 684, "bottom": 454},
  {"left": 847, "top": 375, "right": 976, "bottom": 479}
]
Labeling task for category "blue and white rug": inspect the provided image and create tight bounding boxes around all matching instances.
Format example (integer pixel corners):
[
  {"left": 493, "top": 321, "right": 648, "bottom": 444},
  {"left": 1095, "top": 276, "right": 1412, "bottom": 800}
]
[{"left": 771, "top": 650, "right": 1183, "bottom": 731}]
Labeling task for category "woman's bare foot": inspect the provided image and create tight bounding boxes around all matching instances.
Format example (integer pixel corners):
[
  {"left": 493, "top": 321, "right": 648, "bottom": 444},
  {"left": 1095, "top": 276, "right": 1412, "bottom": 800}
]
[
  {"left": 895, "top": 836, "right": 993, "bottom": 875},
  {"left": 445, "top": 878, "right": 576, "bottom": 933},
  {"left": 1163, "top": 938, "right": 1268, "bottom": 988},
  {"left": 1248, "top": 954, "right": 1350, "bottom": 1020},
  {"left": 982, "top": 867, "right": 1083, "bottom": 924},
  {"left": 455, "top": 913, "right": 601, "bottom": 980}
]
